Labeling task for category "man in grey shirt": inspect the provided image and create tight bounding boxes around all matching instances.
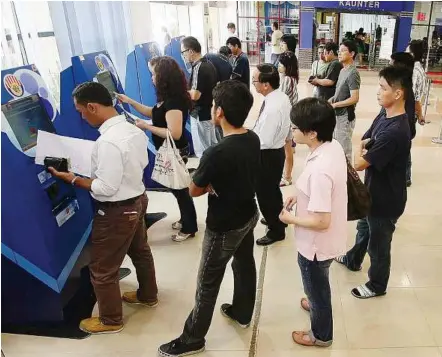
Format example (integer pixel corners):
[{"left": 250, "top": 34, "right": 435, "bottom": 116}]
[{"left": 330, "top": 40, "right": 361, "bottom": 161}]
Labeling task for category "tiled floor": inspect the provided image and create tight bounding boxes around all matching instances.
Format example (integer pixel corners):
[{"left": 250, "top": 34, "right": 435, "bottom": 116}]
[{"left": 2, "top": 70, "right": 442, "bottom": 357}]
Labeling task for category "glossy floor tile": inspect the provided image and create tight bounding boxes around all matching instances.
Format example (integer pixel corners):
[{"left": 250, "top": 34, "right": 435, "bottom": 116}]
[{"left": 2, "top": 70, "right": 442, "bottom": 357}]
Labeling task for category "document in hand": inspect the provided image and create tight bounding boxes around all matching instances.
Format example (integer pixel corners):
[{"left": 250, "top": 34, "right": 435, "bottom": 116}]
[{"left": 35, "top": 130, "right": 95, "bottom": 177}]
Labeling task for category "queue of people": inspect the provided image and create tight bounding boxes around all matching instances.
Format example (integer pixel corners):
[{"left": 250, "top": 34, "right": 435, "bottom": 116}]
[{"left": 46, "top": 32, "right": 417, "bottom": 357}]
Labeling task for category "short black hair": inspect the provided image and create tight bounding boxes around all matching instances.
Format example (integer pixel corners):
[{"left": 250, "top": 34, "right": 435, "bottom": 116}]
[
  {"left": 281, "top": 34, "right": 297, "bottom": 52},
  {"left": 256, "top": 63, "right": 280, "bottom": 89},
  {"left": 290, "top": 97, "right": 336, "bottom": 142},
  {"left": 219, "top": 46, "right": 232, "bottom": 57},
  {"left": 226, "top": 37, "right": 241, "bottom": 48},
  {"left": 391, "top": 52, "right": 414, "bottom": 70},
  {"left": 227, "top": 22, "right": 236, "bottom": 30},
  {"left": 273, "top": 22, "right": 279, "bottom": 29},
  {"left": 340, "top": 40, "right": 358, "bottom": 59},
  {"left": 379, "top": 65, "right": 413, "bottom": 99},
  {"left": 325, "top": 42, "right": 339, "bottom": 56},
  {"left": 212, "top": 80, "right": 253, "bottom": 128},
  {"left": 182, "top": 36, "right": 201, "bottom": 53},
  {"left": 409, "top": 39, "right": 424, "bottom": 62},
  {"left": 72, "top": 82, "right": 113, "bottom": 107}
]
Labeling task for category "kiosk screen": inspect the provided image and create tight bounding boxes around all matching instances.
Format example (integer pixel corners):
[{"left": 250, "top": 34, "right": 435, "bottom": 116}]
[
  {"left": 1, "top": 94, "right": 55, "bottom": 151},
  {"left": 96, "top": 71, "right": 117, "bottom": 99}
]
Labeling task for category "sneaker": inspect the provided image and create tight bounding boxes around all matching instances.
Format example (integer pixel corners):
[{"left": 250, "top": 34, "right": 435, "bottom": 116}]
[
  {"left": 220, "top": 304, "right": 250, "bottom": 328},
  {"left": 280, "top": 177, "right": 292, "bottom": 187},
  {"left": 172, "top": 221, "right": 183, "bottom": 230},
  {"left": 158, "top": 338, "right": 205, "bottom": 356},
  {"left": 79, "top": 317, "right": 124, "bottom": 335},
  {"left": 172, "top": 232, "right": 196, "bottom": 242},
  {"left": 122, "top": 291, "right": 158, "bottom": 307}
]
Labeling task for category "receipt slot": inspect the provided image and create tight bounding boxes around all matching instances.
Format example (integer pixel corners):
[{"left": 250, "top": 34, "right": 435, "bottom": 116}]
[{"left": 1, "top": 65, "right": 95, "bottom": 338}]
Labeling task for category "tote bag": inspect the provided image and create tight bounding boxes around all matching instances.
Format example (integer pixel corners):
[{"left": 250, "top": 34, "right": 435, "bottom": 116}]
[{"left": 152, "top": 130, "right": 191, "bottom": 189}]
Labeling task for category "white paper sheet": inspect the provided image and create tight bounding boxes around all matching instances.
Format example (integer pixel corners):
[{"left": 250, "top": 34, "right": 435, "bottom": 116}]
[{"left": 35, "top": 130, "right": 95, "bottom": 177}]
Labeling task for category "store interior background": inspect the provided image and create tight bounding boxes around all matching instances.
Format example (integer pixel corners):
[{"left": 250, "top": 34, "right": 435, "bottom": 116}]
[{"left": 3, "top": 1, "right": 442, "bottom": 107}]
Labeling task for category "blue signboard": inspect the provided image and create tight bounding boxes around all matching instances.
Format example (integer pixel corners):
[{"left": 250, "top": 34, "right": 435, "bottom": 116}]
[{"left": 302, "top": 1, "right": 410, "bottom": 13}]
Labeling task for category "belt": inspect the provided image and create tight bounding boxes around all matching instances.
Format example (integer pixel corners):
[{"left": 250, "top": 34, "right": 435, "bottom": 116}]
[{"left": 95, "top": 195, "right": 142, "bottom": 207}]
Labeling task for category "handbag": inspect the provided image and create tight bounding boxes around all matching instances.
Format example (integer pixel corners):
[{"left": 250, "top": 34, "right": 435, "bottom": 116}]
[
  {"left": 347, "top": 159, "right": 371, "bottom": 221},
  {"left": 151, "top": 130, "right": 191, "bottom": 190}
]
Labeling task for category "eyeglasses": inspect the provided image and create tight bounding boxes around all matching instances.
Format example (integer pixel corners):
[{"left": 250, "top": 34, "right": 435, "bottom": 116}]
[{"left": 181, "top": 49, "right": 190, "bottom": 54}]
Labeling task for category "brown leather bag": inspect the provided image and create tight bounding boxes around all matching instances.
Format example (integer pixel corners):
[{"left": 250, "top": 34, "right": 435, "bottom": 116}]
[{"left": 347, "top": 159, "right": 371, "bottom": 221}]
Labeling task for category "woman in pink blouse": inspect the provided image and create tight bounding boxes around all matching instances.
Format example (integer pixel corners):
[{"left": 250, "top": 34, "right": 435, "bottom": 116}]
[{"left": 279, "top": 97, "right": 347, "bottom": 348}]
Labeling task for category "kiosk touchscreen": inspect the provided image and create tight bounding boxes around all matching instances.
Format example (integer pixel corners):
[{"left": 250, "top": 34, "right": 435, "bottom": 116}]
[
  {"left": 96, "top": 70, "right": 118, "bottom": 99},
  {"left": 2, "top": 94, "right": 56, "bottom": 151}
]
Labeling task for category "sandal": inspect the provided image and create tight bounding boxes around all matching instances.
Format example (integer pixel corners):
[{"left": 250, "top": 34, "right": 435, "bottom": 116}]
[
  {"left": 292, "top": 331, "right": 332, "bottom": 347},
  {"left": 300, "top": 298, "right": 310, "bottom": 312},
  {"left": 351, "top": 284, "right": 386, "bottom": 299},
  {"left": 334, "top": 255, "right": 362, "bottom": 272}
]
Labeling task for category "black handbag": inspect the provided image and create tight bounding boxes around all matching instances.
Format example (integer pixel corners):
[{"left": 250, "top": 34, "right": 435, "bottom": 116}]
[{"left": 347, "top": 159, "right": 371, "bottom": 221}]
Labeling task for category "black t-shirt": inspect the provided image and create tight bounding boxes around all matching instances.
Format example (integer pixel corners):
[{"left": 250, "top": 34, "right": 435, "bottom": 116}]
[
  {"left": 189, "top": 58, "right": 218, "bottom": 121},
  {"left": 362, "top": 113, "right": 411, "bottom": 218},
  {"left": 205, "top": 53, "right": 232, "bottom": 83},
  {"left": 231, "top": 53, "right": 250, "bottom": 89},
  {"left": 317, "top": 59, "right": 343, "bottom": 100},
  {"left": 192, "top": 130, "right": 261, "bottom": 231},
  {"left": 151, "top": 98, "right": 189, "bottom": 150}
]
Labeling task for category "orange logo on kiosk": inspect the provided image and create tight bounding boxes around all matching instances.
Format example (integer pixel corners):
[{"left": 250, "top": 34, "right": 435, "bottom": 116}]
[{"left": 4, "top": 74, "right": 24, "bottom": 97}]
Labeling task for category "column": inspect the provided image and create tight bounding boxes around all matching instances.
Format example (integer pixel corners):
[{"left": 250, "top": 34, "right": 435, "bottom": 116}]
[
  {"left": 395, "top": 1, "right": 415, "bottom": 52},
  {"left": 299, "top": 2, "right": 315, "bottom": 69}
]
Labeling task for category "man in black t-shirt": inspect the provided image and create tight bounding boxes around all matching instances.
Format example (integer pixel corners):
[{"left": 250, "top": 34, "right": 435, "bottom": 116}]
[
  {"left": 335, "top": 66, "right": 411, "bottom": 300},
  {"left": 312, "top": 42, "right": 343, "bottom": 100},
  {"left": 227, "top": 37, "right": 250, "bottom": 89},
  {"left": 205, "top": 46, "right": 234, "bottom": 142},
  {"left": 159, "top": 80, "right": 260, "bottom": 357},
  {"left": 181, "top": 36, "right": 218, "bottom": 158}
]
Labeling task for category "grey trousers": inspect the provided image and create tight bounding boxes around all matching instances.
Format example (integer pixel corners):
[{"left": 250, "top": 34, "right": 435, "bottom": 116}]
[
  {"left": 333, "top": 112, "right": 355, "bottom": 162},
  {"left": 190, "top": 115, "right": 218, "bottom": 158}
]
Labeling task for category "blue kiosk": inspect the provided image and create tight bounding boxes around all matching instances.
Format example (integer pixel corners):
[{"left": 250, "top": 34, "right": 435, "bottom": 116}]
[
  {"left": 125, "top": 38, "right": 194, "bottom": 190},
  {"left": 1, "top": 65, "right": 95, "bottom": 338}
]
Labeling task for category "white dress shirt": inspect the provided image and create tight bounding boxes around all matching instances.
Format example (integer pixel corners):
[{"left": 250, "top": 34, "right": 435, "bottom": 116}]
[
  {"left": 90, "top": 115, "right": 148, "bottom": 202},
  {"left": 253, "top": 90, "right": 291, "bottom": 150}
]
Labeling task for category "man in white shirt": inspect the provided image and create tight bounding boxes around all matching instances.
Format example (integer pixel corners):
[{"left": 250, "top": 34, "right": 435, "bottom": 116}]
[
  {"left": 49, "top": 82, "right": 158, "bottom": 335},
  {"left": 252, "top": 64, "right": 291, "bottom": 246},
  {"left": 271, "top": 22, "right": 283, "bottom": 65}
]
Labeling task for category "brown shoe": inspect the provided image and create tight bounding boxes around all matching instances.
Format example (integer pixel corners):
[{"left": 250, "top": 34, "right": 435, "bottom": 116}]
[
  {"left": 122, "top": 291, "right": 158, "bottom": 307},
  {"left": 79, "top": 317, "right": 123, "bottom": 335}
]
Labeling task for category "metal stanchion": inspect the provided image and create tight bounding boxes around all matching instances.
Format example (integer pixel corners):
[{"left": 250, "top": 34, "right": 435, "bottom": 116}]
[
  {"left": 424, "top": 77, "right": 432, "bottom": 123},
  {"left": 432, "top": 96, "right": 442, "bottom": 144},
  {"left": 431, "top": 121, "right": 442, "bottom": 144}
]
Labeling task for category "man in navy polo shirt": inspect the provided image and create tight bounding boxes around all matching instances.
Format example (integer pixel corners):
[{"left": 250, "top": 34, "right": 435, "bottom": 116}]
[{"left": 335, "top": 65, "right": 411, "bottom": 299}]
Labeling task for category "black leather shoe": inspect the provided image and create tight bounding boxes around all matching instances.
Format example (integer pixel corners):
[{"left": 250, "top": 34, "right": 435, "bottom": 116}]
[
  {"left": 256, "top": 235, "right": 285, "bottom": 246},
  {"left": 260, "top": 218, "right": 268, "bottom": 225}
]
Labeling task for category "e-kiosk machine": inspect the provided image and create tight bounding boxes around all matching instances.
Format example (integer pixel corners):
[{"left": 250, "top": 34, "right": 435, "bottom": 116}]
[
  {"left": 1, "top": 65, "right": 95, "bottom": 338},
  {"left": 61, "top": 50, "right": 166, "bottom": 223},
  {"left": 125, "top": 39, "right": 194, "bottom": 190}
]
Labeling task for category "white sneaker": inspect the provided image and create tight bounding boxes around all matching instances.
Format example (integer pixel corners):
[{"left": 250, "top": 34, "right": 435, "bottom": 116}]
[
  {"left": 171, "top": 232, "right": 196, "bottom": 242},
  {"left": 171, "top": 221, "right": 182, "bottom": 230}
]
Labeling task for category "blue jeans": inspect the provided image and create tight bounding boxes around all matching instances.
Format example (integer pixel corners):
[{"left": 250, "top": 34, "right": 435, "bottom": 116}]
[
  {"left": 298, "top": 253, "right": 333, "bottom": 343},
  {"left": 345, "top": 216, "right": 397, "bottom": 293},
  {"left": 180, "top": 212, "right": 259, "bottom": 344}
]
